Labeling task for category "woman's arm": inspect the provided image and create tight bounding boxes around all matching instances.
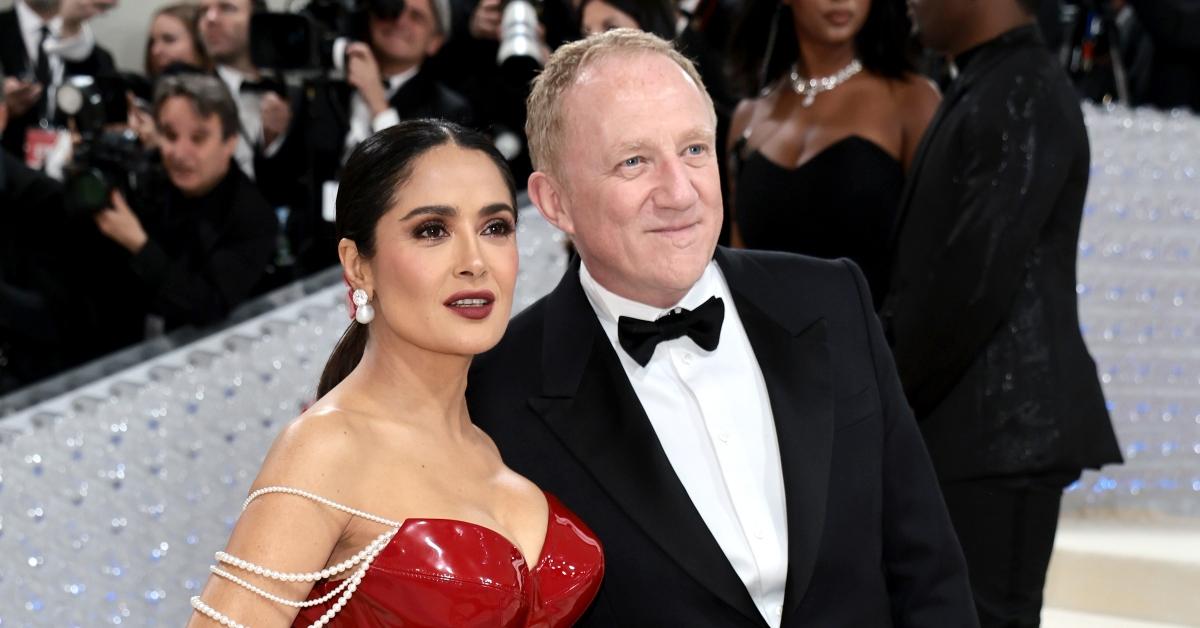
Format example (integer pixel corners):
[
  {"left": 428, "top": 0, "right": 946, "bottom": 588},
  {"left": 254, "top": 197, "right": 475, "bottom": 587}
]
[{"left": 188, "top": 413, "right": 359, "bottom": 627}]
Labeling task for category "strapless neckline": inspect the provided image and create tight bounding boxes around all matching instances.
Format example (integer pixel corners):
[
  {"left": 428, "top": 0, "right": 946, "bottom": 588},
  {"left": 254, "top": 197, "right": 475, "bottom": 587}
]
[
  {"left": 745, "top": 135, "right": 900, "bottom": 173},
  {"left": 370, "top": 492, "right": 552, "bottom": 572}
]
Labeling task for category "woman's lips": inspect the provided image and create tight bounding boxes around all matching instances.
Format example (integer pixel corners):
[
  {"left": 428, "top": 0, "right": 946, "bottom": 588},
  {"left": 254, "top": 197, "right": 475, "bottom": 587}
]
[
  {"left": 445, "top": 291, "right": 495, "bottom": 320},
  {"left": 825, "top": 10, "right": 853, "bottom": 26}
]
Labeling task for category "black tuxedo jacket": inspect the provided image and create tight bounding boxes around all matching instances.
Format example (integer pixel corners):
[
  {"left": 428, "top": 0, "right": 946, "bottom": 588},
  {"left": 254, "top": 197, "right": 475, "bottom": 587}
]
[
  {"left": 293, "top": 69, "right": 472, "bottom": 269},
  {"left": 468, "top": 248, "right": 977, "bottom": 627},
  {"left": 0, "top": 8, "right": 117, "bottom": 158},
  {"left": 881, "top": 26, "right": 1122, "bottom": 482}
]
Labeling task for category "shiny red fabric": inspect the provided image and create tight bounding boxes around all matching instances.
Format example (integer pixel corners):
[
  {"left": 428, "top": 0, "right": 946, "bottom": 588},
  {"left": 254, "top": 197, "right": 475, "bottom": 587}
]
[{"left": 292, "top": 493, "right": 604, "bottom": 627}]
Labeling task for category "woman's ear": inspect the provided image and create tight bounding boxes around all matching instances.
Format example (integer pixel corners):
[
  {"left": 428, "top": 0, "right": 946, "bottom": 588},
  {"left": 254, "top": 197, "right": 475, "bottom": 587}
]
[{"left": 339, "top": 238, "right": 373, "bottom": 295}]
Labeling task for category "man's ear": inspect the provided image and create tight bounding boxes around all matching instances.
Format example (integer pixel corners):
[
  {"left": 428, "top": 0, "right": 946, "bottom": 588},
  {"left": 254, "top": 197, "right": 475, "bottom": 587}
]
[
  {"left": 527, "top": 170, "right": 576, "bottom": 236},
  {"left": 339, "top": 238, "right": 373, "bottom": 295}
]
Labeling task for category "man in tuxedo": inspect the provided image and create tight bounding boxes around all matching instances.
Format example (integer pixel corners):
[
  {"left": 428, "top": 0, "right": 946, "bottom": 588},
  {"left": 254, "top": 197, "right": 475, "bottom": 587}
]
[
  {"left": 883, "top": 1, "right": 1123, "bottom": 625},
  {"left": 0, "top": 0, "right": 117, "bottom": 159},
  {"left": 467, "top": 29, "right": 977, "bottom": 627},
  {"left": 301, "top": 0, "right": 470, "bottom": 269}
]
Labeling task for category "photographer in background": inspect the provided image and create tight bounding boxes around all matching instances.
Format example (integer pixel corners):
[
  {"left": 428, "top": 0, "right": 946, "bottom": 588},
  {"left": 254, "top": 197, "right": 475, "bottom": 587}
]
[
  {"left": 0, "top": 0, "right": 119, "bottom": 161},
  {"left": 83, "top": 74, "right": 276, "bottom": 350},
  {"left": 302, "top": 0, "right": 470, "bottom": 268},
  {"left": 0, "top": 69, "right": 77, "bottom": 393}
]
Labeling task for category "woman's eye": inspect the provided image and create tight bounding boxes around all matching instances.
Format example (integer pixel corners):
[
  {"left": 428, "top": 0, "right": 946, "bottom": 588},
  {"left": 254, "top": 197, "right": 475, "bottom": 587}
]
[
  {"left": 482, "top": 219, "right": 514, "bottom": 237},
  {"left": 414, "top": 222, "right": 449, "bottom": 239}
]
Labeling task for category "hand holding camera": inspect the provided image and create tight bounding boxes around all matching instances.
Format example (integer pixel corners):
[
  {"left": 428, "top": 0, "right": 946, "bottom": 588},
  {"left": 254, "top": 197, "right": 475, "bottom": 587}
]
[
  {"left": 3, "top": 77, "right": 44, "bottom": 118},
  {"left": 345, "top": 41, "right": 389, "bottom": 117},
  {"left": 95, "top": 188, "right": 148, "bottom": 254}
]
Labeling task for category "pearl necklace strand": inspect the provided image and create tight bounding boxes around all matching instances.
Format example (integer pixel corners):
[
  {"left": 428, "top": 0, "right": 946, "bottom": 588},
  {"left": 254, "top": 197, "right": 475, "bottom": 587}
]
[
  {"left": 190, "top": 486, "right": 403, "bottom": 628},
  {"left": 789, "top": 59, "right": 863, "bottom": 107}
]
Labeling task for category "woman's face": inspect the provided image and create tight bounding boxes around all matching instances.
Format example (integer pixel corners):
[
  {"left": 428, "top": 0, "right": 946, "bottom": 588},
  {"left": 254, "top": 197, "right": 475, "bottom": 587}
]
[
  {"left": 362, "top": 144, "right": 518, "bottom": 359},
  {"left": 581, "top": 1, "right": 640, "bottom": 37},
  {"left": 149, "top": 14, "right": 202, "bottom": 75},
  {"left": 790, "top": 0, "right": 870, "bottom": 48}
]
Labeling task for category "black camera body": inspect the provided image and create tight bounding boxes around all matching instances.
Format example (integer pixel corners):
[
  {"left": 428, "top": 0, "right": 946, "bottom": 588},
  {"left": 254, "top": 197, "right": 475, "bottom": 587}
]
[
  {"left": 250, "top": 0, "right": 406, "bottom": 73},
  {"left": 57, "top": 76, "right": 163, "bottom": 218}
]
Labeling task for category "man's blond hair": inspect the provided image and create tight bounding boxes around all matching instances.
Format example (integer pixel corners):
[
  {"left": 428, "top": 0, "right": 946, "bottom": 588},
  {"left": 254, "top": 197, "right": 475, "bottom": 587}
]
[{"left": 525, "top": 29, "right": 715, "bottom": 176}]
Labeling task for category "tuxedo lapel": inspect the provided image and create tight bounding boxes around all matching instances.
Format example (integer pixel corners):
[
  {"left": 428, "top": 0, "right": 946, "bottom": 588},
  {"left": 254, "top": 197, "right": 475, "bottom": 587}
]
[
  {"left": 529, "top": 264, "right": 764, "bottom": 626},
  {"left": 716, "top": 249, "right": 835, "bottom": 619},
  {"left": 889, "top": 77, "right": 968, "bottom": 248}
]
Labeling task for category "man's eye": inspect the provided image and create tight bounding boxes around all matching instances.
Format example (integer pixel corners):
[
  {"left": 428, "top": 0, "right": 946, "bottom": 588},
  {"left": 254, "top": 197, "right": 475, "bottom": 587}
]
[
  {"left": 686, "top": 144, "right": 707, "bottom": 156},
  {"left": 623, "top": 156, "right": 643, "bottom": 168},
  {"left": 414, "top": 222, "right": 449, "bottom": 239}
]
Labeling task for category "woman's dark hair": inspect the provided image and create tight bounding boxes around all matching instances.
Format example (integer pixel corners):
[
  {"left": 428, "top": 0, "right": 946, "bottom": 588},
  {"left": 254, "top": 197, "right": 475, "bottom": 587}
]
[
  {"left": 143, "top": 3, "right": 211, "bottom": 77},
  {"left": 728, "top": 0, "right": 915, "bottom": 96},
  {"left": 316, "top": 120, "right": 518, "bottom": 399},
  {"left": 578, "top": 0, "right": 677, "bottom": 42}
]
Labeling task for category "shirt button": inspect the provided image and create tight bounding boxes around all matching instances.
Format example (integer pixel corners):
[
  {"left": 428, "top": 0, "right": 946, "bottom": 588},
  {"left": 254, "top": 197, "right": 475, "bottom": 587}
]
[
  {"left": 718, "top": 432, "right": 730, "bottom": 444},
  {"left": 680, "top": 352, "right": 693, "bottom": 365},
  {"left": 774, "top": 605, "right": 784, "bottom": 617},
  {"left": 754, "top": 529, "right": 766, "bottom": 540}
]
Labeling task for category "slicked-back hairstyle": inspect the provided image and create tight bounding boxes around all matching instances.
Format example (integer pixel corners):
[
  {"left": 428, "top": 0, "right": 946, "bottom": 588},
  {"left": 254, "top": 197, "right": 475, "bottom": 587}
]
[
  {"left": 153, "top": 73, "right": 240, "bottom": 139},
  {"left": 525, "top": 28, "right": 715, "bottom": 177},
  {"left": 316, "top": 120, "right": 517, "bottom": 399}
]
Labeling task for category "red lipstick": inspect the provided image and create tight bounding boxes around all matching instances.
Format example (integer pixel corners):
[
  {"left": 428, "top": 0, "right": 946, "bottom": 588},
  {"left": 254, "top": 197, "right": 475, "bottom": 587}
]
[{"left": 444, "top": 290, "right": 496, "bottom": 320}]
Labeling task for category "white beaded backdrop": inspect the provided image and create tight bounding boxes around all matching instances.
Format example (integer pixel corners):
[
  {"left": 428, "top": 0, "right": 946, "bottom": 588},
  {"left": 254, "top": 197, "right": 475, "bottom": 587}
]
[
  {"left": 1061, "top": 104, "right": 1200, "bottom": 519},
  {"left": 1, "top": 104, "right": 1198, "bottom": 624}
]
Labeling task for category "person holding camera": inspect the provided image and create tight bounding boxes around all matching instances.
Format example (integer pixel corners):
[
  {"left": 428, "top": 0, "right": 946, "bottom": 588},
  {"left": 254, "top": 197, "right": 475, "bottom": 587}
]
[
  {"left": 0, "top": 69, "right": 79, "bottom": 393},
  {"left": 303, "top": 0, "right": 470, "bottom": 267},
  {"left": 85, "top": 74, "right": 276, "bottom": 347},
  {"left": 0, "top": 0, "right": 118, "bottom": 160}
]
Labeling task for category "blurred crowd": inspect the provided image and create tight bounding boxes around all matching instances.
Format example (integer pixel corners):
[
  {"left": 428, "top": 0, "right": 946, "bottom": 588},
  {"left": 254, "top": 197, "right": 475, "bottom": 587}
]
[{"left": 0, "top": 0, "right": 1196, "bottom": 395}]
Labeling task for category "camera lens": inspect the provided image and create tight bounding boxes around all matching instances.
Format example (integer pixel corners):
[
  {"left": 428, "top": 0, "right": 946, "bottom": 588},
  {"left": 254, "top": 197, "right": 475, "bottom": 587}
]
[{"left": 65, "top": 168, "right": 111, "bottom": 215}]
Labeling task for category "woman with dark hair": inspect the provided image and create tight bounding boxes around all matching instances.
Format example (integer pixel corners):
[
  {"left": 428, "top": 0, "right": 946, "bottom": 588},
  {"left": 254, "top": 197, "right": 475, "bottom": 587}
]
[
  {"left": 579, "top": 0, "right": 677, "bottom": 40},
  {"left": 727, "top": 0, "right": 940, "bottom": 304},
  {"left": 144, "top": 3, "right": 211, "bottom": 78},
  {"left": 188, "top": 120, "right": 604, "bottom": 627}
]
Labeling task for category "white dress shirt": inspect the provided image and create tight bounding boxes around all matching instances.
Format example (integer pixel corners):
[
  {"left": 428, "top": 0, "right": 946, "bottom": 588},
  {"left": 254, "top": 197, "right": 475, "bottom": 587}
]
[
  {"left": 341, "top": 65, "right": 418, "bottom": 165},
  {"left": 579, "top": 261, "right": 789, "bottom": 627},
  {"left": 15, "top": 0, "right": 96, "bottom": 118},
  {"left": 215, "top": 65, "right": 288, "bottom": 181}
]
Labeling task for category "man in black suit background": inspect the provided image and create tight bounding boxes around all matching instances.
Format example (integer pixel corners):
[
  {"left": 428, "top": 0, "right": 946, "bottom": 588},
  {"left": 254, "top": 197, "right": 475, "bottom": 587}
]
[
  {"left": 0, "top": 0, "right": 117, "bottom": 160},
  {"left": 883, "top": 1, "right": 1123, "bottom": 625},
  {"left": 467, "top": 29, "right": 977, "bottom": 628},
  {"left": 301, "top": 0, "right": 470, "bottom": 268}
]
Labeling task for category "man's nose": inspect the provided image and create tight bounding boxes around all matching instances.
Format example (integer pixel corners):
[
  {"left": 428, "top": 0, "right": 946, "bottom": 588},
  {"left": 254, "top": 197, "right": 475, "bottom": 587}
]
[{"left": 653, "top": 156, "right": 701, "bottom": 210}]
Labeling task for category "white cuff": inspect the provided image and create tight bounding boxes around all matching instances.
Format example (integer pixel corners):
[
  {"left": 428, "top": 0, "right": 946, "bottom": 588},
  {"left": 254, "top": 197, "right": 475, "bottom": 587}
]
[{"left": 371, "top": 109, "right": 401, "bottom": 133}]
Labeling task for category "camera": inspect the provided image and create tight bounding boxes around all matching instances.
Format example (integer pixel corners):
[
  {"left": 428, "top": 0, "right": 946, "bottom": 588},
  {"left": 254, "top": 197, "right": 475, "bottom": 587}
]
[
  {"left": 498, "top": 0, "right": 547, "bottom": 78},
  {"left": 250, "top": 0, "right": 406, "bottom": 73},
  {"left": 56, "top": 76, "right": 163, "bottom": 218}
]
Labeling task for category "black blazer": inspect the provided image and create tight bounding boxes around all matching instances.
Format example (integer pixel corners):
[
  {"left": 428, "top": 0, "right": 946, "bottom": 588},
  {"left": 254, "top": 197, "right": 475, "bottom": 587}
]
[
  {"left": 0, "top": 8, "right": 116, "bottom": 158},
  {"left": 468, "top": 248, "right": 977, "bottom": 627},
  {"left": 296, "top": 69, "right": 472, "bottom": 268},
  {"left": 881, "top": 26, "right": 1122, "bottom": 482}
]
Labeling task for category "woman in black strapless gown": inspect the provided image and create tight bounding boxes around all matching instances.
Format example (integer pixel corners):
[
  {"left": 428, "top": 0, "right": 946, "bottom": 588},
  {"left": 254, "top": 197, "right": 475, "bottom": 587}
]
[{"left": 727, "top": 0, "right": 940, "bottom": 305}]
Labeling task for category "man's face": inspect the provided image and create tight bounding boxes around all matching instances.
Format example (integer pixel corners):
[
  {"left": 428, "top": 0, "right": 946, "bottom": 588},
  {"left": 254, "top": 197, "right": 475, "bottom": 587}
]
[
  {"left": 907, "top": 0, "right": 964, "bottom": 52},
  {"left": 549, "top": 52, "right": 722, "bottom": 308},
  {"left": 369, "top": 0, "right": 445, "bottom": 67},
  {"left": 199, "top": 0, "right": 251, "bottom": 65},
  {"left": 156, "top": 96, "right": 237, "bottom": 197}
]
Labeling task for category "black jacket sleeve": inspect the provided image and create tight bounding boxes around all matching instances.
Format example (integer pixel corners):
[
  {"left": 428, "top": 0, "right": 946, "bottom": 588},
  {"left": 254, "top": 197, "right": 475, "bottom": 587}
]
[{"left": 887, "top": 68, "right": 1087, "bottom": 415}]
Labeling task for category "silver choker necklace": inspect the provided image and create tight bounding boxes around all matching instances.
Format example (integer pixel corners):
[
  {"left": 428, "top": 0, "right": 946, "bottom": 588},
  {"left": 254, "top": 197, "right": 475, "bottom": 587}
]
[{"left": 789, "top": 59, "right": 863, "bottom": 107}]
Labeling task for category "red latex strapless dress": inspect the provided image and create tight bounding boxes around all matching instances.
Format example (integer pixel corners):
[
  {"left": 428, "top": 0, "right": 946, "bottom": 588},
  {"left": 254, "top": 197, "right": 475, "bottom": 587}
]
[{"left": 291, "top": 492, "right": 604, "bottom": 627}]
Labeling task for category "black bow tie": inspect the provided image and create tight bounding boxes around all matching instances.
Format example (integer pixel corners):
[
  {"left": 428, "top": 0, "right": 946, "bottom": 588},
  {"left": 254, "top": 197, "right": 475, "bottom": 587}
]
[{"left": 617, "top": 296, "right": 724, "bottom": 367}]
